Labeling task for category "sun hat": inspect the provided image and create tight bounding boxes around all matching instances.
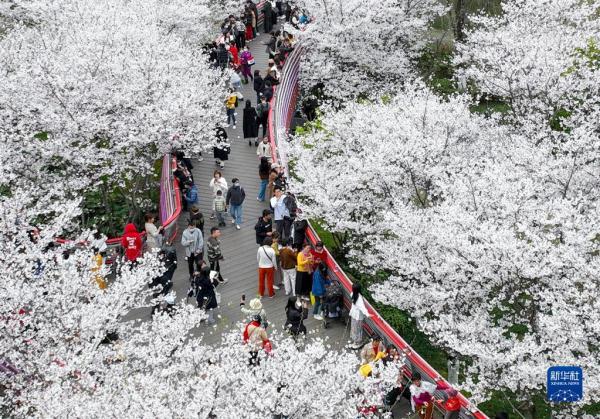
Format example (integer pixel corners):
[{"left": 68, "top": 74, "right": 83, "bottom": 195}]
[{"left": 249, "top": 298, "right": 263, "bottom": 310}]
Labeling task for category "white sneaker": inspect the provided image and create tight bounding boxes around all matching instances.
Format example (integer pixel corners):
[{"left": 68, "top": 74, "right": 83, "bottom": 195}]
[
  {"left": 314, "top": 314, "right": 323, "bottom": 321},
  {"left": 219, "top": 278, "right": 229, "bottom": 284},
  {"left": 236, "top": 225, "right": 241, "bottom": 230},
  {"left": 197, "top": 156, "right": 204, "bottom": 162},
  {"left": 233, "top": 125, "right": 237, "bottom": 129},
  {"left": 231, "top": 219, "right": 236, "bottom": 224},
  {"left": 273, "top": 285, "right": 280, "bottom": 290}
]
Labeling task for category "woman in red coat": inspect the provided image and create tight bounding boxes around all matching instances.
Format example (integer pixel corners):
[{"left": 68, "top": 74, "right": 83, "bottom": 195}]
[{"left": 229, "top": 41, "right": 240, "bottom": 68}]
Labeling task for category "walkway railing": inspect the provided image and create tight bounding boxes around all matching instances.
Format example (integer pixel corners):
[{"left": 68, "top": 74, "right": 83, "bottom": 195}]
[{"left": 269, "top": 45, "right": 488, "bottom": 419}]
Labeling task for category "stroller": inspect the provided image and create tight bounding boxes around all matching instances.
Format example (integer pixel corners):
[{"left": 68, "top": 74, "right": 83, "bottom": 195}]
[{"left": 321, "top": 281, "right": 347, "bottom": 328}]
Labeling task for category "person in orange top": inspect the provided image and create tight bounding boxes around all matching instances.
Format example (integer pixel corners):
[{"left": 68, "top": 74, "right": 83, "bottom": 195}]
[
  {"left": 439, "top": 389, "right": 461, "bottom": 419},
  {"left": 295, "top": 243, "right": 313, "bottom": 297}
]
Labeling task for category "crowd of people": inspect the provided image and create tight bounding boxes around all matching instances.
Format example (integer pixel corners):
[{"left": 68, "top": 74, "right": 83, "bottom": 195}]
[{"left": 83, "top": 3, "right": 510, "bottom": 417}]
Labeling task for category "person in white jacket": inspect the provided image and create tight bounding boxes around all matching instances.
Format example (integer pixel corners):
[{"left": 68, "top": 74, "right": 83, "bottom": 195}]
[
  {"left": 256, "top": 136, "right": 272, "bottom": 161},
  {"left": 209, "top": 170, "right": 228, "bottom": 219},
  {"left": 144, "top": 213, "right": 163, "bottom": 251},
  {"left": 349, "top": 283, "right": 370, "bottom": 348},
  {"left": 257, "top": 236, "right": 277, "bottom": 298}
]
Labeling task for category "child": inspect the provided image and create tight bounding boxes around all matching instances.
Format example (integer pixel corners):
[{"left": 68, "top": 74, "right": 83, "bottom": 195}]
[{"left": 213, "top": 190, "right": 227, "bottom": 227}]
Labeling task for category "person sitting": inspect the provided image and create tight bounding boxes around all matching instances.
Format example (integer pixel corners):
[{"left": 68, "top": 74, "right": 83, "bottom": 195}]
[
  {"left": 360, "top": 335, "right": 386, "bottom": 364},
  {"left": 410, "top": 372, "right": 449, "bottom": 419}
]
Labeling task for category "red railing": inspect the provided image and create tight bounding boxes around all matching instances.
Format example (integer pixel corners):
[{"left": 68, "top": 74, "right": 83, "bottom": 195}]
[{"left": 270, "top": 45, "right": 488, "bottom": 419}]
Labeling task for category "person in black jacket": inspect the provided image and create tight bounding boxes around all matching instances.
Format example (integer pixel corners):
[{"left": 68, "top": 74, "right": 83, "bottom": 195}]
[
  {"left": 253, "top": 70, "right": 264, "bottom": 104},
  {"left": 226, "top": 178, "right": 246, "bottom": 229},
  {"left": 243, "top": 100, "right": 259, "bottom": 146},
  {"left": 216, "top": 43, "right": 229, "bottom": 69},
  {"left": 285, "top": 296, "right": 308, "bottom": 337},
  {"left": 194, "top": 266, "right": 218, "bottom": 325},
  {"left": 254, "top": 209, "right": 273, "bottom": 245},
  {"left": 263, "top": 0, "right": 273, "bottom": 33}
]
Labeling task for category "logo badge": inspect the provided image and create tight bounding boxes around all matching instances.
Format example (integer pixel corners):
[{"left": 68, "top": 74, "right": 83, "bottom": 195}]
[{"left": 547, "top": 366, "right": 583, "bottom": 402}]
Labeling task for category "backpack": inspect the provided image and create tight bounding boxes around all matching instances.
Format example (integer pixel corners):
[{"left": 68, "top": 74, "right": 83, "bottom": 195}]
[
  {"left": 284, "top": 193, "right": 297, "bottom": 218},
  {"left": 256, "top": 103, "right": 267, "bottom": 118}
]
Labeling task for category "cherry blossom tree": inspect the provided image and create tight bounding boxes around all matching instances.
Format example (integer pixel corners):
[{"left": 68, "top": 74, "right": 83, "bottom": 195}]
[
  {"left": 454, "top": 0, "right": 600, "bottom": 122},
  {"left": 0, "top": 190, "right": 397, "bottom": 418},
  {"left": 288, "top": 82, "right": 600, "bottom": 414},
  {"left": 291, "top": 0, "right": 446, "bottom": 98},
  {"left": 0, "top": 0, "right": 225, "bottom": 203}
]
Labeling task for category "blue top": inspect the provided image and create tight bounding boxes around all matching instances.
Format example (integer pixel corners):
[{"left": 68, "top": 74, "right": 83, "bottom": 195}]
[{"left": 312, "top": 269, "right": 330, "bottom": 297}]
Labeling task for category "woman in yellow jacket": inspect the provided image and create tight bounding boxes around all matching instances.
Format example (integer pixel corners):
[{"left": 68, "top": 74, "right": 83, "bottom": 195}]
[
  {"left": 295, "top": 243, "right": 313, "bottom": 297},
  {"left": 91, "top": 249, "right": 107, "bottom": 290}
]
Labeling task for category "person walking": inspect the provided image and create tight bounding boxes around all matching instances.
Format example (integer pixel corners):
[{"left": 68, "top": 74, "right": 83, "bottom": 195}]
[
  {"left": 257, "top": 237, "right": 277, "bottom": 298},
  {"left": 226, "top": 178, "right": 246, "bottom": 230},
  {"left": 349, "top": 283, "right": 370, "bottom": 349},
  {"left": 311, "top": 262, "right": 330, "bottom": 320},
  {"left": 263, "top": 0, "right": 273, "bottom": 33},
  {"left": 144, "top": 213, "right": 163, "bottom": 251},
  {"left": 206, "top": 227, "right": 227, "bottom": 284},
  {"left": 257, "top": 157, "right": 270, "bottom": 201},
  {"left": 225, "top": 89, "right": 237, "bottom": 128},
  {"left": 194, "top": 266, "right": 218, "bottom": 325},
  {"left": 256, "top": 95, "right": 270, "bottom": 139},
  {"left": 256, "top": 136, "right": 272, "bottom": 161},
  {"left": 189, "top": 205, "right": 205, "bottom": 237},
  {"left": 253, "top": 71, "right": 264, "bottom": 105},
  {"left": 254, "top": 209, "right": 273, "bottom": 245},
  {"left": 213, "top": 128, "right": 230, "bottom": 169},
  {"left": 121, "top": 223, "right": 143, "bottom": 263},
  {"left": 243, "top": 100, "right": 258, "bottom": 146},
  {"left": 267, "top": 164, "right": 279, "bottom": 200},
  {"left": 209, "top": 169, "right": 228, "bottom": 220},
  {"left": 279, "top": 238, "right": 297, "bottom": 296},
  {"left": 181, "top": 220, "right": 203, "bottom": 281},
  {"left": 240, "top": 46, "right": 254, "bottom": 84},
  {"left": 212, "top": 190, "right": 227, "bottom": 227},
  {"left": 295, "top": 243, "right": 313, "bottom": 297},
  {"left": 271, "top": 231, "right": 282, "bottom": 290}
]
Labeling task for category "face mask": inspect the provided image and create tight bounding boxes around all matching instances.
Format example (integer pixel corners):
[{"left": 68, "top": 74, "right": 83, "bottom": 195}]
[{"left": 234, "top": 182, "right": 240, "bottom": 187}]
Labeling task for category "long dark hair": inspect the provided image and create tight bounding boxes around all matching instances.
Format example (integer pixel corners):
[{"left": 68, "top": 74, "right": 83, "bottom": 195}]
[
  {"left": 245, "top": 99, "right": 252, "bottom": 109},
  {"left": 259, "top": 157, "right": 270, "bottom": 175},
  {"left": 285, "top": 296, "right": 297, "bottom": 313},
  {"left": 352, "top": 283, "right": 362, "bottom": 304}
]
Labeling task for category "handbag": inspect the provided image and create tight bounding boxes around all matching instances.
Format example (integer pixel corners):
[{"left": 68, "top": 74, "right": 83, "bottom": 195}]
[{"left": 248, "top": 57, "right": 256, "bottom": 66}]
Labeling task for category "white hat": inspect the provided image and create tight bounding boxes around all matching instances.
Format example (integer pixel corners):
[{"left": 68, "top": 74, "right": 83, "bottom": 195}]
[
  {"left": 249, "top": 298, "right": 263, "bottom": 310},
  {"left": 271, "top": 163, "right": 280, "bottom": 169},
  {"left": 209, "top": 270, "right": 219, "bottom": 281}
]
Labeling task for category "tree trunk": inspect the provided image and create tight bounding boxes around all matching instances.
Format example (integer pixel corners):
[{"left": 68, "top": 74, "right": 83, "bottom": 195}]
[{"left": 454, "top": 0, "right": 466, "bottom": 42}]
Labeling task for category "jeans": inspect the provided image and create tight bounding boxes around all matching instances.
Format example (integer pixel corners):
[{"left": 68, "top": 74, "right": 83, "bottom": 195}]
[
  {"left": 227, "top": 108, "right": 236, "bottom": 125},
  {"left": 258, "top": 179, "right": 268, "bottom": 201},
  {"left": 216, "top": 210, "right": 225, "bottom": 225},
  {"left": 313, "top": 295, "right": 322, "bottom": 315},
  {"left": 229, "top": 204, "right": 243, "bottom": 225}
]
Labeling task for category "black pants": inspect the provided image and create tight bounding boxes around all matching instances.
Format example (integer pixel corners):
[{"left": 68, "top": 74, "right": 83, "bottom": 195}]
[
  {"left": 275, "top": 218, "right": 292, "bottom": 241},
  {"left": 209, "top": 259, "right": 224, "bottom": 281},
  {"left": 257, "top": 117, "right": 268, "bottom": 137},
  {"left": 187, "top": 253, "right": 203, "bottom": 278}
]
